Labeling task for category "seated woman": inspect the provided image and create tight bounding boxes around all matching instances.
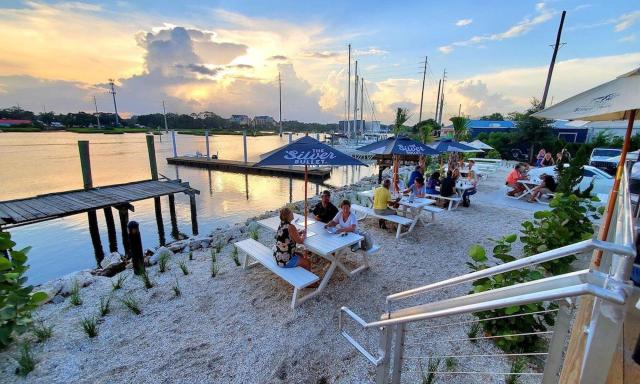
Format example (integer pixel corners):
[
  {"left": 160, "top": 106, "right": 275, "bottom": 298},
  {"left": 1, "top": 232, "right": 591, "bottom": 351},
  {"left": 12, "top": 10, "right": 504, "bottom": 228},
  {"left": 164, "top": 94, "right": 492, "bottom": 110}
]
[
  {"left": 274, "top": 207, "right": 311, "bottom": 270},
  {"left": 440, "top": 170, "right": 455, "bottom": 197},
  {"left": 505, "top": 164, "right": 528, "bottom": 196},
  {"left": 528, "top": 174, "right": 557, "bottom": 203},
  {"left": 462, "top": 169, "right": 478, "bottom": 207},
  {"left": 425, "top": 171, "right": 440, "bottom": 194},
  {"left": 325, "top": 200, "right": 358, "bottom": 234},
  {"left": 403, "top": 176, "right": 427, "bottom": 198}
]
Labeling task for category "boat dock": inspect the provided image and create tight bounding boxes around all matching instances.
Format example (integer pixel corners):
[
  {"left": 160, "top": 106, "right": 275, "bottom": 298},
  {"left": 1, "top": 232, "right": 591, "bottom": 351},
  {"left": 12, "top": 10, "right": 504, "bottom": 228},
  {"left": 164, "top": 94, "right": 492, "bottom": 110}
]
[{"left": 166, "top": 156, "right": 332, "bottom": 179}]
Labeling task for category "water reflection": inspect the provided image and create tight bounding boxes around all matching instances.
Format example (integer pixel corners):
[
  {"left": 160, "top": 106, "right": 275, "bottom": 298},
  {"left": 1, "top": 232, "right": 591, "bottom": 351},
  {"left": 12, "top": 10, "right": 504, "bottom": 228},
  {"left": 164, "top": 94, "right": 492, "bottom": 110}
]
[{"left": 0, "top": 132, "right": 376, "bottom": 284}]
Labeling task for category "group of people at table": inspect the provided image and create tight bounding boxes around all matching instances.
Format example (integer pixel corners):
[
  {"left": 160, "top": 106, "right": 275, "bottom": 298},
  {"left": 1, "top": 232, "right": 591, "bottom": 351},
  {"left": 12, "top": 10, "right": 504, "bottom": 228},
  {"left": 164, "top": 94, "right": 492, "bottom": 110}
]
[{"left": 505, "top": 162, "right": 557, "bottom": 202}]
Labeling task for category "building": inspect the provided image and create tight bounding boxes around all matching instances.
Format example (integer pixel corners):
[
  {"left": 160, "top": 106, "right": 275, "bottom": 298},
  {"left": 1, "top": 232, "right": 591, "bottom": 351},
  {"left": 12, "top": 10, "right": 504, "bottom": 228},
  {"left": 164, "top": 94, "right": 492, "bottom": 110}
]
[
  {"left": 0, "top": 119, "right": 32, "bottom": 127},
  {"left": 580, "top": 120, "right": 640, "bottom": 142},
  {"left": 253, "top": 115, "right": 276, "bottom": 126},
  {"left": 230, "top": 115, "right": 250, "bottom": 125}
]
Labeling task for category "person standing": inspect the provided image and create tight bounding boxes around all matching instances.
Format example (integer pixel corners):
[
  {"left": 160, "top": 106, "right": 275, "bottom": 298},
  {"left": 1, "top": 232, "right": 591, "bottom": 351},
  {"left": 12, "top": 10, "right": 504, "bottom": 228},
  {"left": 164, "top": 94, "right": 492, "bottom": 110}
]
[
  {"left": 312, "top": 190, "right": 339, "bottom": 223},
  {"left": 407, "top": 165, "right": 423, "bottom": 188}
]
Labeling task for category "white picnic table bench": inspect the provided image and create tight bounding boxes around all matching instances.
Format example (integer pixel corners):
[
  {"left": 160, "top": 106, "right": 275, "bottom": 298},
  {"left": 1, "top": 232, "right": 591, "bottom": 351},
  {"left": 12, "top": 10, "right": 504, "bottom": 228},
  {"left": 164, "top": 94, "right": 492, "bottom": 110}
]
[{"left": 236, "top": 213, "right": 375, "bottom": 308}]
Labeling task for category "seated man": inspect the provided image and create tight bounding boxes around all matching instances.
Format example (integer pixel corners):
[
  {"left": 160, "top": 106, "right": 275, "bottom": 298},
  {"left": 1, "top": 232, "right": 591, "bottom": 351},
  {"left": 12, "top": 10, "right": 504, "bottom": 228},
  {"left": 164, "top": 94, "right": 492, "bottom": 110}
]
[
  {"left": 373, "top": 179, "right": 401, "bottom": 229},
  {"left": 528, "top": 174, "right": 557, "bottom": 202},
  {"left": 407, "top": 165, "right": 423, "bottom": 188},
  {"left": 312, "top": 190, "right": 339, "bottom": 223},
  {"left": 506, "top": 164, "right": 528, "bottom": 196}
]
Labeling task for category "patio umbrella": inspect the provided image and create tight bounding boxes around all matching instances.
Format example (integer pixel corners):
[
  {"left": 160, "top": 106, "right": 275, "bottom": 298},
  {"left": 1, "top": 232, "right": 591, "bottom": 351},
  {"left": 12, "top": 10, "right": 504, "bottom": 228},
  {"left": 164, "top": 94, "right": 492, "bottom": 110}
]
[
  {"left": 254, "top": 135, "right": 366, "bottom": 229},
  {"left": 429, "top": 138, "right": 482, "bottom": 153},
  {"left": 533, "top": 66, "right": 639, "bottom": 268},
  {"left": 464, "top": 139, "right": 494, "bottom": 150},
  {"left": 357, "top": 136, "right": 439, "bottom": 192}
]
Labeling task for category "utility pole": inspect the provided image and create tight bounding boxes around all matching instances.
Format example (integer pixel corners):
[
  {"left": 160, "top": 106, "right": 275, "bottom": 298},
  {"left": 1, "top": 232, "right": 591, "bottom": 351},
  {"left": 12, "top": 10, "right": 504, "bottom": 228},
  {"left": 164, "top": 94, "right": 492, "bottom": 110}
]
[
  {"left": 418, "top": 56, "right": 428, "bottom": 123},
  {"left": 352, "top": 60, "right": 358, "bottom": 140},
  {"left": 541, "top": 10, "right": 566, "bottom": 109},
  {"left": 93, "top": 96, "right": 101, "bottom": 129},
  {"left": 162, "top": 100, "right": 169, "bottom": 133},
  {"left": 360, "top": 78, "right": 364, "bottom": 136},
  {"left": 108, "top": 79, "right": 119, "bottom": 126},
  {"left": 458, "top": 104, "right": 462, "bottom": 117},
  {"left": 434, "top": 79, "right": 442, "bottom": 123},
  {"left": 278, "top": 71, "right": 283, "bottom": 137},
  {"left": 347, "top": 44, "right": 351, "bottom": 137},
  {"left": 438, "top": 69, "right": 447, "bottom": 125}
]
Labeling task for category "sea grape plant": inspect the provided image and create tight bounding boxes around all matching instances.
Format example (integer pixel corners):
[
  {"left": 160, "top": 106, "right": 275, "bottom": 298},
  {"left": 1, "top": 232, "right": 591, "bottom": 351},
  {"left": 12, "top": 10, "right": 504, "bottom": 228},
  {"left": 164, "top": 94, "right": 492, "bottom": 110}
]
[{"left": 0, "top": 232, "right": 48, "bottom": 348}]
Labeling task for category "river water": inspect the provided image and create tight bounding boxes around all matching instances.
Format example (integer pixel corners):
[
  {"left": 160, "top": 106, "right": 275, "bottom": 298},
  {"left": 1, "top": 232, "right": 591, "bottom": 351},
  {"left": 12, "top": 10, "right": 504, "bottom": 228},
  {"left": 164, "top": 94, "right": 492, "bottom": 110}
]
[{"left": 0, "top": 132, "right": 375, "bottom": 284}]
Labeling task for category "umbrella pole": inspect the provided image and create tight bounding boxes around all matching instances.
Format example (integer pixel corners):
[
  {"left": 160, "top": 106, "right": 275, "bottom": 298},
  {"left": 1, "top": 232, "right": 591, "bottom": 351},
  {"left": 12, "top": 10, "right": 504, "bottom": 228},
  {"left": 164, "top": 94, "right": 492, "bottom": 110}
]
[
  {"left": 304, "top": 165, "right": 308, "bottom": 231},
  {"left": 593, "top": 109, "right": 636, "bottom": 267}
]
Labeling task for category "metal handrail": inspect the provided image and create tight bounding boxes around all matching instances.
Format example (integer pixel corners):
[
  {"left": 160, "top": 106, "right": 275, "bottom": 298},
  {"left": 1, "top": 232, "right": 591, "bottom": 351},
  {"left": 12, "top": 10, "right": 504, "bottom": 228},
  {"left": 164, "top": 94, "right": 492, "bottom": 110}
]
[
  {"left": 384, "top": 238, "right": 634, "bottom": 312},
  {"left": 339, "top": 307, "right": 385, "bottom": 366}
]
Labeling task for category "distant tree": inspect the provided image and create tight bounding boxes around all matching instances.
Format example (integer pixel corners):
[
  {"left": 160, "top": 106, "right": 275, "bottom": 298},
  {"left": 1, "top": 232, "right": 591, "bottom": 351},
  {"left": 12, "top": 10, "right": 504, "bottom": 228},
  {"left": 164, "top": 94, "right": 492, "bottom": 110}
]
[
  {"left": 414, "top": 119, "right": 437, "bottom": 143},
  {"left": 0, "top": 107, "right": 35, "bottom": 121},
  {"left": 516, "top": 98, "right": 552, "bottom": 163},
  {"left": 480, "top": 112, "right": 504, "bottom": 121},
  {"left": 450, "top": 116, "right": 470, "bottom": 141},
  {"left": 392, "top": 107, "right": 410, "bottom": 136}
]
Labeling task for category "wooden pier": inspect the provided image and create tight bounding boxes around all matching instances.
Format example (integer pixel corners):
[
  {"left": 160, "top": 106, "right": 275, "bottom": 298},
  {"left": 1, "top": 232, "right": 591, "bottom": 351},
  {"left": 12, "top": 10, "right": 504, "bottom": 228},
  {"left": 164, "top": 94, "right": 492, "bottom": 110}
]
[
  {"left": 0, "top": 136, "right": 200, "bottom": 268},
  {"left": 166, "top": 156, "right": 332, "bottom": 180}
]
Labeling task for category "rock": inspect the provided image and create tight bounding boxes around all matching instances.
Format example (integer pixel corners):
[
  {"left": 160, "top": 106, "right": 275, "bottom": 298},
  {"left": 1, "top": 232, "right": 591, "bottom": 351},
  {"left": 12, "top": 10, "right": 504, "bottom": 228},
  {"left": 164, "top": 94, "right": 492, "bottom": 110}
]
[
  {"left": 149, "top": 246, "right": 173, "bottom": 265},
  {"left": 93, "top": 261, "right": 126, "bottom": 277},
  {"left": 57, "top": 270, "right": 97, "bottom": 296},
  {"left": 36, "top": 280, "right": 63, "bottom": 303},
  {"left": 167, "top": 240, "right": 188, "bottom": 252},
  {"left": 101, "top": 252, "right": 122, "bottom": 269}
]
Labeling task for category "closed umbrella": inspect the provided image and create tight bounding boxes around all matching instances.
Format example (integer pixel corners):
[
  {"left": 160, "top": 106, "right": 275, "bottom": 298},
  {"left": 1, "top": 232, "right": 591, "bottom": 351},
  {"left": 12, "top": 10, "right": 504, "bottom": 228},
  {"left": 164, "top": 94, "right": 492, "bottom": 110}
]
[
  {"left": 255, "top": 135, "right": 366, "bottom": 229},
  {"left": 533, "top": 66, "right": 640, "bottom": 268},
  {"left": 429, "top": 138, "right": 482, "bottom": 153}
]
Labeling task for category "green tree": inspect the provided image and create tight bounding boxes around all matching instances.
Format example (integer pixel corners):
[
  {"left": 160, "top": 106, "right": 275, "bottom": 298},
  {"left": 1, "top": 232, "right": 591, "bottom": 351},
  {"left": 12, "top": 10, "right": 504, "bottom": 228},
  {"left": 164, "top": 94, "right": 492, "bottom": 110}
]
[
  {"left": 480, "top": 112, "right": 504, "bottom": 121},
  {"left": 449, "top": 116, "right": 470, "bottom": 141},
  {"left": 392, "top": 107, "right": 410, "bottom": 135},
  {"left": 414, "top": 119, "right": 437, "bottom": 143},
  {"left": 516, "top": 98, "right": 552, "bottom": 163}
]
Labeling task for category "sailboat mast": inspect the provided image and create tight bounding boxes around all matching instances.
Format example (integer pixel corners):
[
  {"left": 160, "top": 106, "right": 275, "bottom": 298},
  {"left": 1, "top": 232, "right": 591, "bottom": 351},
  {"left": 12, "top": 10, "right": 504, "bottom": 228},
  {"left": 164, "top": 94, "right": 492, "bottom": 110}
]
[
  {"left": 347, "top": 44, "right": 351, "bottom": 138},
  {"left": 279, "top": 71, "right": 283, "bottom": 137},
  {"left": 352, "top": 60, "right": 358, "bottom": 140},
  {"left": 360, "top": 78, "right": 364, "bottom": 136}
]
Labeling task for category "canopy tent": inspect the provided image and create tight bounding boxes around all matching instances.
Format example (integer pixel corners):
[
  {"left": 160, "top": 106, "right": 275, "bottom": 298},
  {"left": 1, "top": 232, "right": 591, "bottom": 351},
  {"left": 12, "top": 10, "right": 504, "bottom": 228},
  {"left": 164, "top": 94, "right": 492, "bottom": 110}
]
[
  {"left": 357, "top": 136, "right": 439, "bottom": 192},
  {"left": 462, "top": 139, "right": 494, "bottom": 150},
  {"left": 533, "top": 66, "right": 639, "bottom": 268},
  {"left": 254, "top": 135, "right": 366, "bottom": 229},
  {"left": 429, "top": 138, "right": 483, "bottom": 153}
]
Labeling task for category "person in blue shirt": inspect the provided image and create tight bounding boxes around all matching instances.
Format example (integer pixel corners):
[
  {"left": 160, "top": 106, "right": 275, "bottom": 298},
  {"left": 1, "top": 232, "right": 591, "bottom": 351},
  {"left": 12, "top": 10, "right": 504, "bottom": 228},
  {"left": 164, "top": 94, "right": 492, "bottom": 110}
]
[{"left": 407, "top": 165, "right": 423, "bottom": 188}]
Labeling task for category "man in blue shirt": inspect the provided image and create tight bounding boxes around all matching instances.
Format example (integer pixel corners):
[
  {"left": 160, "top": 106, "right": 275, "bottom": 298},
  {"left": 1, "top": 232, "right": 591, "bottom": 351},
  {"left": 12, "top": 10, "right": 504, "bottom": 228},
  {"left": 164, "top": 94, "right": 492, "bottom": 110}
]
[{"left": 407, "top": 165, "right": 423, "bottom": 188}]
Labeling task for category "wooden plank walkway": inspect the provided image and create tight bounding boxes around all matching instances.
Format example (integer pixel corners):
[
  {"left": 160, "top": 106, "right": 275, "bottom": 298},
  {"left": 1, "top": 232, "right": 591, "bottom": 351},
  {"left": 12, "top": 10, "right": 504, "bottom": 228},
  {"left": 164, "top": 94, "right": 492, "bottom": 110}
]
[
  {"left": 166, "top": 156, "right": 331, "bottom": 179},
  {"left": 0, "top": 180, "right": 194, "bottom": 228}
]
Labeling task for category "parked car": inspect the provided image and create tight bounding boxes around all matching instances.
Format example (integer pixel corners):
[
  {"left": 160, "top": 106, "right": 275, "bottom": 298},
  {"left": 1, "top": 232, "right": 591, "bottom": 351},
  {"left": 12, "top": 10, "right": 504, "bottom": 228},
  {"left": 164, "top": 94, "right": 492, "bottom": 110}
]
[
  {"left": 589, "top": 148, "right": 622, "bottom": 174},
  {"left": 527, "top": 165, "right": 613, "bottom": 196}
]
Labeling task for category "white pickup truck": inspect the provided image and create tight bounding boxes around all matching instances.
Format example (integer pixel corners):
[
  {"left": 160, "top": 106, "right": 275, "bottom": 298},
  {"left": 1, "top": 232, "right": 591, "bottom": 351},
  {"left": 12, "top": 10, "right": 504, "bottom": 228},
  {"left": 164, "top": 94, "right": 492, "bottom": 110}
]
[{"left": 589, "top": 148, "right": 622, "bottom": 173}]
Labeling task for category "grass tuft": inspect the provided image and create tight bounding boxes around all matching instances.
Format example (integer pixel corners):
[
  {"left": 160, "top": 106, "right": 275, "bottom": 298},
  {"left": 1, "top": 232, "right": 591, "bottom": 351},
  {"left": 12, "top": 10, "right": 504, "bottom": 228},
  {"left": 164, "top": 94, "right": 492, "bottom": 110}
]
[
  {"left": 69, "top": 279, "right": 82, "bottom": 306},
  {"left": 214, "top": 240, "right": 223, "bottom": 253},
  {"left": 444, "top": 356, "right": 457, "bottom": 372},
  {"left": 32, "top": 323, "right": 53, "bottom": 343},
  {"left": 505, "top": 357, "right": 526, "bottom": 384},
  {"left": 188, "top": 251, "right": 193, "bottom": 261},
  {"left": 249, "top": 225, "right": 259, "bottom": 240},
  {"left": 210, "top": 248, "right": 217, "bottom": 262},
  {"left": 420, "top": 358, "right": 440, "bottom": 384},
  {"left": 210, "top": 259, "right": 220, "bottom": 278},
  {"left": 111, "top": 274, "right": 126, "bottom": 290},
  {"left": 158, "top": 252, "right": 170, "bottom": 273},
  {"left": 15, "top": 344, "right": 35, "bottom": 377},
  {"left": 231, "top": 246, "right": 241, "bottom": 267},
  {"left": 98, "top": 296, "right": 111, "bottom": 317},
  {"left": 80, "top": 316, "right": 98, "bottom": 338},
  {"left": 139, "top": 271, "right": 154, "bottom": 289},
  {"left": 178, "top": 260, "right": 189, "bottom": 275},
  {"left": 120, "top": 294, "right": 141, "bottom": 315},
  {"left": 172, "top": 279, "right": 181, "bottom": 297},
  {"left": 467, "top": 322, "right": 480, "bottom": 342}
]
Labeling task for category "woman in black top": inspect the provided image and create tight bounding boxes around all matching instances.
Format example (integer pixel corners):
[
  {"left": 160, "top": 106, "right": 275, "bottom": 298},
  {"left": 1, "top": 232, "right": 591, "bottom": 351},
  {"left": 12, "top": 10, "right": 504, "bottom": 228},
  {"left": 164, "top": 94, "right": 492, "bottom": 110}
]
[
  {"left": 274, "top": 207, "right": 311, "bottom": 269},
  {"left": 440, "top": 170, "right": 455, "bottom": 197},
  {"left": 528, "top": 174, "right": 557, "bottom": 202}
]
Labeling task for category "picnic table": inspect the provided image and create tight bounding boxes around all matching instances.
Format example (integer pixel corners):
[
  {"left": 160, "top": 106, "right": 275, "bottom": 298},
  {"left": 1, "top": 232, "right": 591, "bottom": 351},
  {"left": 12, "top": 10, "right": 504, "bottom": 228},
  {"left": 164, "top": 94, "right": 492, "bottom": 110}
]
[
  {"left": 357, "top": 189, "right": 438, "bottom": 225},
  {"left": 256, "top": 213, "right": 367, "bottom": 305}
]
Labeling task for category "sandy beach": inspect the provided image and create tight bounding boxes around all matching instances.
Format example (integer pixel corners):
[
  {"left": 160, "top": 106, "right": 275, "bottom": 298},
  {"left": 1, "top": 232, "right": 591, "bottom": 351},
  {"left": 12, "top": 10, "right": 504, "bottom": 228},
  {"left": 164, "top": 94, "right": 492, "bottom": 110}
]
[{"left": 0, "top": 166, "right": 544, "bottom": 383}]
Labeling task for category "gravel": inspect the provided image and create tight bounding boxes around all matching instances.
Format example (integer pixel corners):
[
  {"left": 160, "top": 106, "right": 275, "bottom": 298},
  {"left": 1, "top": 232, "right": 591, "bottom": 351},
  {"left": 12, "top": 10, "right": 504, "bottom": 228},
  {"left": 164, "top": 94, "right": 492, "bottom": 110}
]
[{"left": 0, "top": 166, "right": 542, "bottom": 383}]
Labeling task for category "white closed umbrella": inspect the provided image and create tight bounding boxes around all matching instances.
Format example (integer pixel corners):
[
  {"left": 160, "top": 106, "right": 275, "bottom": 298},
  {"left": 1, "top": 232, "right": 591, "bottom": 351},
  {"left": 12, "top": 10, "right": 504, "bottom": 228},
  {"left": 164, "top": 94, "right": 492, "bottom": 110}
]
[
  {"left": 533, "top": 66, "right": 639, "bottom": 268},
  {"left": 464, "top": 139, "right": 494, "bottom": 150}
]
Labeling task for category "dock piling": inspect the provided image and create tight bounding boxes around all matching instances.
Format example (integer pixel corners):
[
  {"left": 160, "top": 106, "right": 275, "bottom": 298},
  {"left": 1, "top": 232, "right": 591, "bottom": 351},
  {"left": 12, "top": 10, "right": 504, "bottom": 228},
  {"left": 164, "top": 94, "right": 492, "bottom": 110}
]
[
  {"left": 78, "top": 140, "right": 105, "bottom": 266},
  {"left": 171, "top": 130, "right": 178, "bottom": 157},
  {"left": 243, "top": 130, "right": 248, "bottom": 163},
  {"left": 127, "top": 221, "right": 145, "bottom": 275},
  {"left": 117, "top": 205, "right": 131, "bottom": 258},
  {"left": 205, "top": 129, "right": 210, "bottom": 159},
  {"left": 168, "top": 194, "right": 179, "bottom": 240},
  {"left": 103, "top": 207, "right": 118, "bottom": 253},
  {"left": 146, "top": 135, "right": 158, "bottom": 180},
  {"left": 154, "top": 197, "right": 165, "bottom": 246},
  {"left": 288, "top": 132, "right": 292, "bottom": 143},
  {"left": 189, "top": 193, "right": 199, "bottom": 236}
]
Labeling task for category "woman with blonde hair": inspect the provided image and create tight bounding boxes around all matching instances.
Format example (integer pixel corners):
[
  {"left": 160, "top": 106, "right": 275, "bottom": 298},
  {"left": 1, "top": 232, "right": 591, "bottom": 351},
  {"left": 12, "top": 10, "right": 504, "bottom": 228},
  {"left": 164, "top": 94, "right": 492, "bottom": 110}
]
[{"left": 274, "top": 207, "right": 311, "bottom": 270}]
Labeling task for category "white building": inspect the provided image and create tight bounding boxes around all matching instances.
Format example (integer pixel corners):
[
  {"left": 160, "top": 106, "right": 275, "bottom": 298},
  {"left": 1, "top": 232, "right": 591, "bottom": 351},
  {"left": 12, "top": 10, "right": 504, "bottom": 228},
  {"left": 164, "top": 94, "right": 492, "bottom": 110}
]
[
  {"left": 254, "top": 115, "right": 276, "bottom": 126},
  {"left": 230, "top": 115, "right": 250, "bottom": 125}
]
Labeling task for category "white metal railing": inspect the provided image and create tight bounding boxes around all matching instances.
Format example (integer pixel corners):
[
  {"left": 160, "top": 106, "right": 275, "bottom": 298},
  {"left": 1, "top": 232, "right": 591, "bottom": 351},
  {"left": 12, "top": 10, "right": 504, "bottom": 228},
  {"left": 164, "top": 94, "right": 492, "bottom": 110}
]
[{"left": 339, "top": 167, "right": 637, "bottom": 384}]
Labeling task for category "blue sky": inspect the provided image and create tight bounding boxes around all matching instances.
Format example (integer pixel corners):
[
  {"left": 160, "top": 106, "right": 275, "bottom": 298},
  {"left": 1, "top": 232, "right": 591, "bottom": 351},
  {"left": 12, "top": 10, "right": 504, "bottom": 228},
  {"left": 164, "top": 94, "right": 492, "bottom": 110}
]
[{"left": 0, "top": 1, "right": 638, "bottom": 123}]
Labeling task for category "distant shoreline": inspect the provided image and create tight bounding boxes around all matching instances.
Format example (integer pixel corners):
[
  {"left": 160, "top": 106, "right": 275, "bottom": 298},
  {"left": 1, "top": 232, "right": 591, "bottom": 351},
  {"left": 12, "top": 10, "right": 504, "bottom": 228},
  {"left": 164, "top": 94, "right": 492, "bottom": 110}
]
[{"left": 0, "top": 127, "right": 285, "bottom": 136}]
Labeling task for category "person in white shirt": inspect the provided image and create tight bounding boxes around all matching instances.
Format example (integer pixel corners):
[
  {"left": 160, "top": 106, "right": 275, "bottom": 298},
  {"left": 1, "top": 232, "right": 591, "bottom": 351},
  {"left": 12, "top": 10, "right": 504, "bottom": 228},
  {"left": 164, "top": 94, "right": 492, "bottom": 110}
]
[{"left": 324, "top": 200, "right": 357, "bottom": 234}]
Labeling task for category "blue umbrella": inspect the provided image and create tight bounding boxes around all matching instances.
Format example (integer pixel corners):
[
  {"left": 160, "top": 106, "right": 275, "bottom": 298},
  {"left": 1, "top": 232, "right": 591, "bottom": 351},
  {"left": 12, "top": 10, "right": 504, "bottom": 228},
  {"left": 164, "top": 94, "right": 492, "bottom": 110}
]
[
  {"left": 429, "top": 138, "right": 482, "bottom": 153},
  {"left": 356, "top": 136, "right": 440, "bottom": 155},
  {"left": 255, "top": 135, "right": 366, "bottom": 228}
]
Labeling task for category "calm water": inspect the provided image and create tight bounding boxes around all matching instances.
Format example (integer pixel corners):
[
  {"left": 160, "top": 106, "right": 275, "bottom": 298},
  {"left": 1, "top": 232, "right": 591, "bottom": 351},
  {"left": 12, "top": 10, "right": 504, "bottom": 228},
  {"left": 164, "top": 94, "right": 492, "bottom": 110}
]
[{"left": 0, "top": 132, "right": 375, "bottom": 284}]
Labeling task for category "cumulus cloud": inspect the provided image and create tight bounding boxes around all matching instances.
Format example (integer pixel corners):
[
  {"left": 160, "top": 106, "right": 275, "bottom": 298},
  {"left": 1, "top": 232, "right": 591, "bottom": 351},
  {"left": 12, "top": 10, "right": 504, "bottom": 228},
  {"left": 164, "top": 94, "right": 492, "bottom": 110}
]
[
  {"left": 439, "top": 3, "right": 554, "bottom": 54},
  {"left": 455, "top": 18, "right": 473, "bottom": 27},
  {"left": 268, "top": 55, "right": 288, "bottom": 61}
]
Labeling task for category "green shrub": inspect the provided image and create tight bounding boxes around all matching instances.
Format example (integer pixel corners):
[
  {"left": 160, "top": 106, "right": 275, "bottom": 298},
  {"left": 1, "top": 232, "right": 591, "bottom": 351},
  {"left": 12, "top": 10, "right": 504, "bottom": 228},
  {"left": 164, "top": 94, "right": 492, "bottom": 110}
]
[
  {"left": 120, "top": 295, "right": 141, "bottom": 315},
  {"left": 467, "top": 322, "right": 480, "bottom": 342},
  {"left": 32, "top": 323, "right": 53, "bottom": 342},
  {"left": 211, "top": 259, "right": 219, "bottom": 278},
  {"left": 231, "top": 246, "right": 241, "bottom": 267},
  {"left": 0, "top": 232, "right": 48, "bottom": 348},
  {"left": 15, "top": 343, "right": 35, "bottom": 377},
  {"left": 210, "top": 248, "right": 217, "bottom": 263},
  {"left": 444, "top": 357, "right": 457, "bottom": 371},
  {"left": 486, "top": 149, "right": 501, "bottom": 159},
  {"left": 98, "top": 296, "right": 111, "bottom": 317},
  {"left": 68, "top": 280, "right": 82, "bottom": 306},
  {"left": 80, "top": 316, "right": 98, "bottom": 338},
  {"left": 188, "top": 251, "right": 193, "bottom": 261},
  {"left": 111, "top": 274, "right": 126, "bottom": 290},
  {"left": 249, "top": 225, "right": 259, "bottom": 241},
  {"left": 158, "top": 253, "right": 170, "bottom": 273},
  {"left": 178, "top": 260, "right": 189, "bottom": 275},
  {"left": 505, "top": 357, "right": 526, "bottom": 384},
  {"left": 172, "top": 279, "right": 181, "bottom": 297}
]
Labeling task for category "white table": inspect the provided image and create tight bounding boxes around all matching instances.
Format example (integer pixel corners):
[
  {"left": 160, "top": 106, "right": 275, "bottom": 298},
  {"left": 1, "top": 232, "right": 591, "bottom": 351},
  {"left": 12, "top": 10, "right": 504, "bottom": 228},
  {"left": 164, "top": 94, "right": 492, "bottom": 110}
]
[
  {"left": 357, "top": 190, "right": 437, "bottom": 226},
  {"left": 256, "top": 213, "right": 366, "bottom": 305},
  {"left": 511, "top": 179, "right": 540, "bottom": 201}
]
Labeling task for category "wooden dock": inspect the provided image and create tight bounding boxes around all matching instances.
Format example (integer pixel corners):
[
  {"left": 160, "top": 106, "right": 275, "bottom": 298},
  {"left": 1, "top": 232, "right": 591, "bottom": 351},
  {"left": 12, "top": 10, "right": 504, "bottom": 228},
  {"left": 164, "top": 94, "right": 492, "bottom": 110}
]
[
  {"left": 0, "top": 179, "right": 194, "bottom": 228},
  {"left": 166, "top": 156, "right": 332, "bottom": 179}
]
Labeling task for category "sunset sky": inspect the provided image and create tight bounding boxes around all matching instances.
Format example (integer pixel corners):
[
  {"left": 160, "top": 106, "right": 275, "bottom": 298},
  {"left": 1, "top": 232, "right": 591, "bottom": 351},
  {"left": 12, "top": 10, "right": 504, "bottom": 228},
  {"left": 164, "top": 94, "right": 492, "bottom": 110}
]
[{"left": 0, "top": 0, "right": 638, "bottom": 124}]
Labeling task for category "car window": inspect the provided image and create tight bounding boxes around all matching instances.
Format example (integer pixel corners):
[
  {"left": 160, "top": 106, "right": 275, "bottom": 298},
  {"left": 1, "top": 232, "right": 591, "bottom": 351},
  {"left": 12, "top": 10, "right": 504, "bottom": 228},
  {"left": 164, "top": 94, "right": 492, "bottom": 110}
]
[
  {"left": 593, "top": 149, "right": 622, "bottom": 157},
  {"left": 583, "top": 170, "right": 594, "bottom": 177}
]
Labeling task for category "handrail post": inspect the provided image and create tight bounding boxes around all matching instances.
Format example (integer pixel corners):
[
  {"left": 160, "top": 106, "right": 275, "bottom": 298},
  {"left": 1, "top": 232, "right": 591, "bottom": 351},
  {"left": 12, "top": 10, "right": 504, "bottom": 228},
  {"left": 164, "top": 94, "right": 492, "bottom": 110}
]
[
  {"left": 542, "top": 299, "right": 574, "bottom": 384},
  {"left": 390, "top": 323, "right": 405, "bottom": 384},
  {"left": 376, "top": 326, "right": 393, "bottom": 384}
]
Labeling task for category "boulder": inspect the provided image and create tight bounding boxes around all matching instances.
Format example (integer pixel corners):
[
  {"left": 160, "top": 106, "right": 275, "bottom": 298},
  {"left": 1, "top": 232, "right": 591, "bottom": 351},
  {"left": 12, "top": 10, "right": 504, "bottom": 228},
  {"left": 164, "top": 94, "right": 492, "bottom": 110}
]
[
  {"left": 36, "top": 280, "right": 63, "bottom": 303},
  {"left": 56, "top": 270, "right": 97, "bottom": 296},
  {"left": 167, "top": 240, "right": 188, "bottom": 252},
  {"left": 149, "top": 246, "right": 173, "bottom": 265},
  {"left": 101, "top": 252, "right": 123, "bottom": 269}
]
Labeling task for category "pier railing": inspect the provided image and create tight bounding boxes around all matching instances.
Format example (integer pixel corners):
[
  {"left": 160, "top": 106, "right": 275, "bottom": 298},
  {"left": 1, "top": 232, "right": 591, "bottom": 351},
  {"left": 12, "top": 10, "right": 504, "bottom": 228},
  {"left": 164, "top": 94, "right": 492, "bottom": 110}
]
[{"left": 339, "top": 167, "right": 636, "bottom": 383}]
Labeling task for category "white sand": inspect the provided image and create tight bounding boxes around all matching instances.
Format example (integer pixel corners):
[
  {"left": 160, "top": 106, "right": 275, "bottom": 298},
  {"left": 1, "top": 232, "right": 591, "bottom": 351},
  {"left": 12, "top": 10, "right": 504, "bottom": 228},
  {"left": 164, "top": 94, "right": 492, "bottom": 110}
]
[{"left": 1, "top": 167, "right": 546, "bottom": 383}]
